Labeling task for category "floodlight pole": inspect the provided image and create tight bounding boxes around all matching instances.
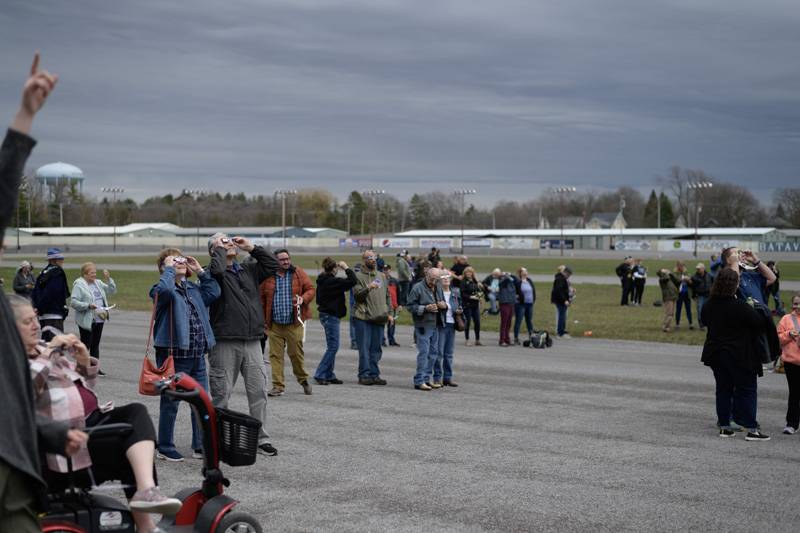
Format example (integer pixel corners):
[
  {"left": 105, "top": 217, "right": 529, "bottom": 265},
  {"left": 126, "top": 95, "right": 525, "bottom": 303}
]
[
  {"left": 362, "top": 189, "right": 386, "bottom": 249},
  {"left": 552, "top": 186, "right": 577, "bottom": 256},
  {"left": 455, "top": 189, "right": 477, "bottom": 253},
  {"left": 275, "top": 189, "right": 297, "bottom": 248},
  {"left": 688, "top": 181, "right": 712, "bottom": 258},
  {"left": 101, "top": 187, "right": 125, "bottom": 252}
]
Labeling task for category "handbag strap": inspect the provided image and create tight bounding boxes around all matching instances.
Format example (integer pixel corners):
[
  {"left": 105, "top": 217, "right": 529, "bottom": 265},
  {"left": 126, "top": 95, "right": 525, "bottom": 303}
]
[{"left": 146, "top": 292, "right": 175, "bottom": 359}]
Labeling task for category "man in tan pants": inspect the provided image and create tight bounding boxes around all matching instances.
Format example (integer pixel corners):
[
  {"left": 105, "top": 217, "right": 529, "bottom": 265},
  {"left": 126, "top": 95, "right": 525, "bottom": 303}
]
[
  {"left": 260, "top": 249, "right": 315, "bottom": 396},
  {"left": 658, "top": 268, "right": 679, "bottom": 332}
]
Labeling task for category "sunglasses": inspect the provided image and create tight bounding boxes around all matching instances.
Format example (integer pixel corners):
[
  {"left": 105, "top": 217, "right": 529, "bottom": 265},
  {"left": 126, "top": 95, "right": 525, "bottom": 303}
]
[
  {"left": 220, "top": 237, "right": 231, "bottom": 244},
  {"left": 173, "top": 256, "right": 187, "bottom": 264}
]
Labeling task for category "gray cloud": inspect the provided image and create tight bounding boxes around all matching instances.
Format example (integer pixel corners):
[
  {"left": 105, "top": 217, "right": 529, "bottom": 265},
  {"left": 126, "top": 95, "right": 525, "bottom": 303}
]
[{"left": 1, "top": 0, "right": 798, "bottom": 206}]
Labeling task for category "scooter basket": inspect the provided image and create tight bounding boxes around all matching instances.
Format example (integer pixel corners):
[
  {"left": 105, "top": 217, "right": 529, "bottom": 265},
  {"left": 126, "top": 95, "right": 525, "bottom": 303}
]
[{"left": 216, "top": 408, "right": 261, "bottom": 466}]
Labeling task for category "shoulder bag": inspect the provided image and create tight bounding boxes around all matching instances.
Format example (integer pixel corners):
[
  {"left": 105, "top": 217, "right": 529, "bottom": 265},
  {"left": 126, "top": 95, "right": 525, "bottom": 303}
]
[{"left": 138, "top": 293, "right": 175, "bottom": 396}]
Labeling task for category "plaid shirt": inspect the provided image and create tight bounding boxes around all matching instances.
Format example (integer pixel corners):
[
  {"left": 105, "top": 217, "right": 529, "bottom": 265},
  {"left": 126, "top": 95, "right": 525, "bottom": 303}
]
[
  {"left": 29, "top": 345, "right": 99, "bottom": 473},
  {"left": 272, "top": 271, "right": 294, "bottom": 325},
  {"left": 172, "top": 282, "right": 208, "bottom": 358}
]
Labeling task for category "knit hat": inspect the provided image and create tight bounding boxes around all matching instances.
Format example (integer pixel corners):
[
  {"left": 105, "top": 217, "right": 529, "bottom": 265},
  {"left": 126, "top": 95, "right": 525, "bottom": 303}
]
[
  {"left": 46, "top": 248, "right": 65, "bottom": 260},
  {"left": 20, "top": 260, "right": 31, "bottom": 269}
]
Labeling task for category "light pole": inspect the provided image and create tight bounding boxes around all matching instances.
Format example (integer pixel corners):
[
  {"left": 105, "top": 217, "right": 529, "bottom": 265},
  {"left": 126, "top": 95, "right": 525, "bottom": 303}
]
[
  {"left": 362, "top": 189, "right": 385, "bottom": 249},
  {"left": 455, "top": 189, "right": 477, "bottom": 253},
  {"left": 183, "top": 189, "right": 208, "bottom": 251},
  {"left": 687, "top": 181, "right": 713, "bottom": 258},
  {"left": 552, "top": 186, "right": 576, "bottom": 256},
  {"left": 17, "top": 178, "right": 27, "bottom": 250},
  {"left": 275, "top": 189, "right": 297, "bottom": 248},
  {"left": 101, "top": 187, "right": 125, "bottom": 252}
]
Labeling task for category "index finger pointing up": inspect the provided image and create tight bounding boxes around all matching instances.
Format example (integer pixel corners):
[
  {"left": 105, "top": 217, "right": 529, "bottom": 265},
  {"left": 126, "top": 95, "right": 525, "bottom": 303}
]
[{"left": 30, "top": 51, "right": 40, "bottom": 76}]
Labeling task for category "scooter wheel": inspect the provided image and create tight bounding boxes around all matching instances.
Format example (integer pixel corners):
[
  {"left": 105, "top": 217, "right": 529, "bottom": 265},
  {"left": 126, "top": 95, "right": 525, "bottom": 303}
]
[{"left": 214, "top": 511, "right": 263, "bottom": 533}]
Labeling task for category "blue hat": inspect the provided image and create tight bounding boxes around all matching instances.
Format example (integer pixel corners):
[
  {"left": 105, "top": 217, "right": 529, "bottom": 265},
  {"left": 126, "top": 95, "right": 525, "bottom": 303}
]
[{"left": 46, "top": 247, "right": 65, "bottom": 260}]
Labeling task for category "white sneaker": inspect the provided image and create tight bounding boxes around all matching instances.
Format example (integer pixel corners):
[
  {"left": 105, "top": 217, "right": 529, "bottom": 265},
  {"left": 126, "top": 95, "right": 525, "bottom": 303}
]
[
  {"left": 558, "top": 334, "right": 572, "bottom": 339},
  {"left": 783, "top": 426, "right": 796, "bottom": 435}
]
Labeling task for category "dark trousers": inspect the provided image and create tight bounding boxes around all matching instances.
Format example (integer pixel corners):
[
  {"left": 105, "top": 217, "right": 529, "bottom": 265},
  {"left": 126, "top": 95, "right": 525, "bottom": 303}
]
[
  {"left": 620, "top": 279, "right": 633, "bottom": 305},
  {"left": 39, "top": 318, "right": 64, "bottom": 341},
  {"left": 711, "top": 359, "right": 758, "bottom": 430},
  {"left": 513, "top": 302, "right": 534, "bottom": 340},
  {"left": 676, "top": 292, "right": 693, "bottom": 325},
  {"left": 463, "top": 305, "right": 480, "bottom": 341},
  {"left": 555, "top": 304, "right": 568, "bottom": 336},
  {"left": 499, "top": 303, "right": 513, "bottom": 344},
  {"left": 79, "top": 322, "right": 105, "bottom": 359},
  {"left": 785, "top": 361, "right": 800, "bottom": 430},
  {"left": 398, "top": 280, "right": 410, "bottom": 306},
  {"left": 633, "top": 279, "right": 645, "bottom": 304}
]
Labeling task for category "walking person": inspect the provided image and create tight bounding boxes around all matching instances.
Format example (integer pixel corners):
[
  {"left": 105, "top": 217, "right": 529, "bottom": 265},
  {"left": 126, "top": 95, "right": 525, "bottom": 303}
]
[
  {"left": 69, "top": 262, "right": 116, "bottom": 376},
  {"left": 551, "top": 266, "right": 572, "bottom": 339},
  {"left": 407, "top": 268, "right": 444, "bottom": 390},
  {"left": 13, "top": 260, "right": 35, "bottom": 297},
  {"left": 260, "top": 249, "right": 315, "bottom": 397},
  {"left": 657, "top": 268, "right": 678, "bottom": 333},
  {"left": 433, "top": 271, "right": 461, "bottom": 387},
  {"left": 207, "top": 233, "right": 279, "bottom": 456},
  {"left": 313, "top": 258, "right": 357, "bottom": 385},
  {"left": 149, "top": 249, "right": 220, "bottom": 462},
  {"left": 632, "top": 259, "right": 646, "bottom": 305},
  {"left": 701, "top": 268, "right": 771, "bottom": 441},
  {"left": 674, "top": 262, "right": 694, "bottom": 330},
  {"left": 461, "top": 266, "right": 483, "bottom": 346},
  {"left": 395, "top": 249, "right": 412, "bottom": 306},
  {"left": 353, "top": 250, "right": 394, "bottom": 385},
  {"left": 513, "top": 267, "right": 536, "bottom": 345},
  {"left": 691, "top": 262, "right": 712, "bottom": 329},
  {"left": 778, "top": 293, "right": 800, "bottom": 435},
  {"left": 31, "top": 247, "right": 70, "bottom": 341},
  {"left": 497, "top": 271, "right": 516, "bottom": 346}
]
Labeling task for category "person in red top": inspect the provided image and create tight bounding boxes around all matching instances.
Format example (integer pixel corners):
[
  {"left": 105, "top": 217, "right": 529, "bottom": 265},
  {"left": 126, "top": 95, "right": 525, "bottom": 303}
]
[
  {"left": 383, "top": 265, "right": 401, "bottom": 347},
  {"left": 260, "top": 249, "right": 315, "bottom": 396},
  {"left": 778, "top": 293, "right": 800, "bottom": 435}
]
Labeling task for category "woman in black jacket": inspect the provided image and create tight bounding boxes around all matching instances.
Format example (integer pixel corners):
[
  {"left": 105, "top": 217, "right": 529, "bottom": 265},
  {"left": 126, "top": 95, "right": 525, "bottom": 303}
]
[
  {"left": 460, "top": 267, "right": 484, "bottom": 346},
  {"left": 700, "top": 268, "right": 770, "bottom": 441},
  {"left": 313, "top": 257, "right": 358, "bottom": 385}
]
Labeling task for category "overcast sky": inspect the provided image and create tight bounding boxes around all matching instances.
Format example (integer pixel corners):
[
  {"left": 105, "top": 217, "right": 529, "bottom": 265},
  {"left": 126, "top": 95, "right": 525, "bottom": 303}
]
[{"left": 2, "top": 0, "right": 798, "bottom": 206}]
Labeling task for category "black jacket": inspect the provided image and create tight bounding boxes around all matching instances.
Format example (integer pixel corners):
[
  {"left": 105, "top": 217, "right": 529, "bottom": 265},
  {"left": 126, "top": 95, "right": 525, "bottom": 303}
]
[
  {"left": 208, "top": 245, "right": 278, "bottom": 340},
  {"left": 551, "top": 272, "right": 570, "bottom": 305},
  {"left": 690, "top": 272, "right": 712, "bottom": 298},
  {"left": 32, "top": 263, "right": 70, "bottom": 317},
  {"left": 0, "top": 129, "right": 68, "bottom": 508},
  {"left": 700, "top": 296, "right": 773, "bottom": 376},
  {"left": 461, "top": 278, "right": 484, "bottom": 308},
  {"left": 316, "top": 269, "right": 358, "bottom": 318}
]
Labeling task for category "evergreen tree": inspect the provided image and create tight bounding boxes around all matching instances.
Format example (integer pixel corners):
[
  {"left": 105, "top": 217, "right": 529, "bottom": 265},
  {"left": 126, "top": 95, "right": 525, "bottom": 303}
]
[
  {"left": 408, "top": 194, "right": 431, "bottom": 229},
  {"left": 659, "top": 192, "right": 675, "bottom": 228},
  {"left": 642, "top": 190, "right": 659, "bottom": 227}
]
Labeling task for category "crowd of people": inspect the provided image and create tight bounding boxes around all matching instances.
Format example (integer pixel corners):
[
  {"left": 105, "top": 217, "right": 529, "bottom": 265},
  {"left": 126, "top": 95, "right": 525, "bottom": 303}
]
[{"left": 3, "top": 52, "right": 800, "bottom": 532}]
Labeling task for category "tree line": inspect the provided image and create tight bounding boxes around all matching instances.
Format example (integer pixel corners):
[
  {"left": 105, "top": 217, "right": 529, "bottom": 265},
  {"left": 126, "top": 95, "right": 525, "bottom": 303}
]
[{"left": 16, "top": 165, "right": 800, "bottom": 232}]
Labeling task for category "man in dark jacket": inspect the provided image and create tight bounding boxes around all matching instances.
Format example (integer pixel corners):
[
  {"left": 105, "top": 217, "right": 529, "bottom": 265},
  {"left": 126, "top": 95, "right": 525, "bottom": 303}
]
[
  {"left": 407, "top": 268, "right": 445, "bottom": 390},
  {"left": 691, "top": 262, "right": 712, "bottom": 329},
  {"left": 314, "top": 258, "right": 358, "bottom": 384},
  {"left": 551, "top": 266, "right": 572, "bottom": 338},
  {"left": 31, "top": 247, "right": 70, "bottom": 341},
  {"left": 0, "top": 52, "right": 87, "bottom": 532},
  {"left": 207, "top": 232, "right": 279, "bottom": 456},
  {"left": 615, "top": 257, "right": 633, "bottom": 306}
]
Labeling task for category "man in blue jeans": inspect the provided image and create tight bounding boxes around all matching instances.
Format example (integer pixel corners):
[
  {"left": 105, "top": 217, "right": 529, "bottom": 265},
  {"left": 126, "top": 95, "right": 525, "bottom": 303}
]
[
  {"left": 407, "top": 268, "right": 446, "bottom": 390},
  {"left": 551, "top": 266, "right": 572, "bottom": 339},
  {"left": 352, "top": 251, "right": 393, "bottom": 385}
]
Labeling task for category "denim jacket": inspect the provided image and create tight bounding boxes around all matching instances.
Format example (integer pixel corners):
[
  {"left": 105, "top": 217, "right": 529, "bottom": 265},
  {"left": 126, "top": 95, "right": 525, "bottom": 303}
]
[
  {"left": 149, "top": 268, "right": 221, "bottom": 350},
  {"left": 407, "top": 281, "right": 445, "bottom": 328}
]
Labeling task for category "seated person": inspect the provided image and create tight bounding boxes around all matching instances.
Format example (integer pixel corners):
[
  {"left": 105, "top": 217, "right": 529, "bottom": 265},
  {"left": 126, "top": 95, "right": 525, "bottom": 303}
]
[{"left": 9, "top": 295, "right": 181, "bottom": 533}]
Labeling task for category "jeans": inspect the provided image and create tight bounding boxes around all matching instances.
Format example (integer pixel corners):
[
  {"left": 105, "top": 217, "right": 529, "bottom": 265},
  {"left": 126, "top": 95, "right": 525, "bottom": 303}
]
[
  {"left": 349, "top": 315, "right": 357, "bottom": 348},
  {"left": 696, "top": 295, "right": 708, "bottom": 327},
  {"left": 463, "top": 305, "right": 480, "bottom": 340},
  {"left": 513, "top": 302, "right": 534, "bottom": 341},
  {"left": 386, "top": 309, "right": 397, "bottom": 345},
  {"left": 413, "top": 325, "right": 438, "bottom": 385},
  {"left": 676, "top": 292, "right": 693, "bottom": 325},
  {"left": 156, "top": 350, "right": 207, "bottom": 452},
  {"left": 711, "top": 359, "right": 758, "bottom": 430},
  {"left": 398, "top": 280, "right": 410, "bottom": 306},
  {"left": 555, "top": 304, "right": 568, "bottom": 336},
  {"left": 433, "top": 324, "right": 455, "bottom": 382},
  {"left": 499, "top": 303, "right": 513, "bottom": 344},
  {"left": 354, "top": 318, "right": 384, "bottom": 379},
  {"left": 314, "top": 312, "right": 340, "bottom": 381},
  {"left": 487, "top": 292, "right": 499, "bottom": 314},
  {"left": 785, "top": 362, "right": 800, "bottom": 430}
]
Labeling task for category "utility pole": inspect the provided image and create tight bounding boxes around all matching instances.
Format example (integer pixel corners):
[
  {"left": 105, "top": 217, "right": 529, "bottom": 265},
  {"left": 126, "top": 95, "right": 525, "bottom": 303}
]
[
  {"left": 101, "top": 187, "right": 125, "bottom": 252},
  {"left": 455, "top": 189, "right": 477, "bottom": 253},
  {"left": 552, "top": 186, "right": 577, "bottom": 256},
  {"left": 275, "top": 189, "right": 297, "bottom": 249},
  {"left": 687, "top": 181, "right": 713, "bottom": 258},
  {"left": 362, "top": 189, "right": 385, "bottom": 249},
  {"left": 183, "top": 189, "right": 208, "bottom": 251}
]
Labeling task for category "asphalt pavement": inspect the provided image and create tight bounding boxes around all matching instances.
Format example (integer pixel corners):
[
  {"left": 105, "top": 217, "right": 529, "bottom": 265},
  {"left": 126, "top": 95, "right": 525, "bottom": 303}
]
[{"left": 81, "top": 311, "right": 798, "bottom": 532}]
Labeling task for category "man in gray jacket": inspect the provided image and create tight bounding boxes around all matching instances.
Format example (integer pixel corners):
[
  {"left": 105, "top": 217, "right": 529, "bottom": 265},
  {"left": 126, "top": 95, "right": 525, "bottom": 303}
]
[
  {"left": 407, "top": 268, "right": 446, "bottom": 390},
  {"left": 353, "top": 249, "right": 393, "bottom": 385},
  {"left": 395, "top": 249, "right": 412, "bottom": 305},
  {"left": 207, "top": 233, "right": 279, "bottom": 456}
]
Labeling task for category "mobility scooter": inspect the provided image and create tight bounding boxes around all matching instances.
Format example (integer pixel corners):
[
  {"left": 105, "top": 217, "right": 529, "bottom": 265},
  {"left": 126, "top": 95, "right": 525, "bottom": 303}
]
[{"left": 41, "top": 373, "right": 264, "bottom": 533}]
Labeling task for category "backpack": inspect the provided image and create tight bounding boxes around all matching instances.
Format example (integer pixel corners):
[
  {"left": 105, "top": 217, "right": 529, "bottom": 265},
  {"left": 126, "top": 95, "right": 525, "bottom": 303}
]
[{"left": 523, "top": 331, "right": 552, "bottom": 349}]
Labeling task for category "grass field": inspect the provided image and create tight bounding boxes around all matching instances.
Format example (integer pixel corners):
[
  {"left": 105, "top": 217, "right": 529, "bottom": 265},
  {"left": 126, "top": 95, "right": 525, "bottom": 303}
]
[
  {"left": 12, "top": 254, "right": 800, "bottom": 279},
  {"left": 4, "top": 266, "right": 793, "bottom": 347}
]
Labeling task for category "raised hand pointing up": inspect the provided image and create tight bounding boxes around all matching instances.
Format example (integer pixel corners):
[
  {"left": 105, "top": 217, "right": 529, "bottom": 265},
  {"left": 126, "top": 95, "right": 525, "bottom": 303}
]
[{"left": 12, "top": 52, "right": 59, "bottom": 135}]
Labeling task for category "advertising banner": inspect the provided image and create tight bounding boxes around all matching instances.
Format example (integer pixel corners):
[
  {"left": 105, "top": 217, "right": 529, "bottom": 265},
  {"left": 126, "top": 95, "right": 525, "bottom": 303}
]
[
  {"left": 339, "top": 238, "right": 372, "bottom": 248},
  {"left": 463, "top": 238, "right": 493, "bottom": 248},
  {"left": 614, "top": 240, "right": 652, "bottom": 251},
  {"left": 379, "top": 238, "right": 413, "bottom": 249},
  {"left": 420, "top": 238, "right": 453, "bottom": 249},
  {"left": 539, "top": 239, "right": 573, "bottom": 250},
  {"left": 496, "top": 238, "right": 535, "bottom": 250},
  {"left": 656, "top": 239, "right": 741, "bottom": 253},
  {"left": 760, "top": 241, "right": 800, "bottom": 253}
]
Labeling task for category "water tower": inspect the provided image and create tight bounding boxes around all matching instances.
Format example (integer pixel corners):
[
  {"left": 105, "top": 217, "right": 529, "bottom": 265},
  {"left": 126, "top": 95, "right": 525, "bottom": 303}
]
[{"left": 35, "top": 162, "right": 85, "bottom": 227}]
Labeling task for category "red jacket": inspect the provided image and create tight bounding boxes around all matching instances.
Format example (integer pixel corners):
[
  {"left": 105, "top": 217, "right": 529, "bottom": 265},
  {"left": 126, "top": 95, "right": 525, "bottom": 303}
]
[{"left": 260, "top": 266, "right": 315, "bottom": 330}]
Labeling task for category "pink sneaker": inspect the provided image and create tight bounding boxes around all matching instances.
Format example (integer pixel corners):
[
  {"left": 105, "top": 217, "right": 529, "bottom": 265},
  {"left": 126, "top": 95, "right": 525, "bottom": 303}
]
[{"left": 129, "top": 486, "right": 182, "bottom": 515}]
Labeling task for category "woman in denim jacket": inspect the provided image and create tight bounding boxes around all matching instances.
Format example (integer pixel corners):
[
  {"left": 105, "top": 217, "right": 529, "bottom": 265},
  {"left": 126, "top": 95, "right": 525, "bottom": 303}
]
[{"left": 149, "top": 248, "right": 220, "bottom": 462}]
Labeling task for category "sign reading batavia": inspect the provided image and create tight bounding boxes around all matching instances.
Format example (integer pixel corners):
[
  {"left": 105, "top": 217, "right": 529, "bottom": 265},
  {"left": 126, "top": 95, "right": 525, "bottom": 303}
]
[{"left": 760, "top": 241, "right": 800, "bottom": 252}]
